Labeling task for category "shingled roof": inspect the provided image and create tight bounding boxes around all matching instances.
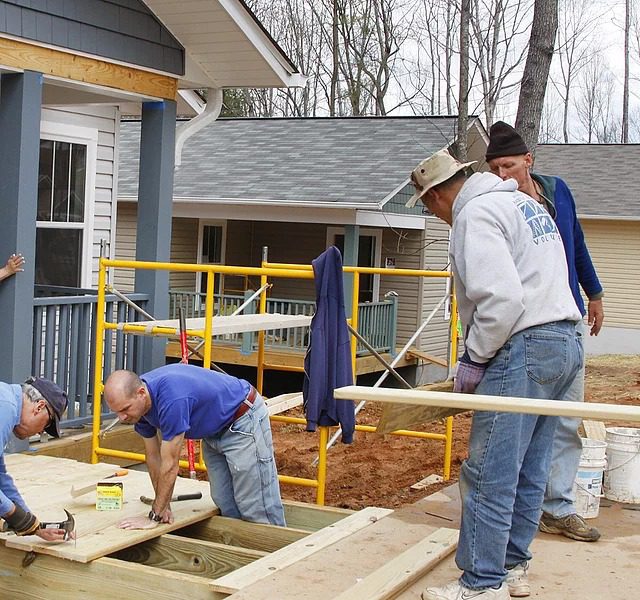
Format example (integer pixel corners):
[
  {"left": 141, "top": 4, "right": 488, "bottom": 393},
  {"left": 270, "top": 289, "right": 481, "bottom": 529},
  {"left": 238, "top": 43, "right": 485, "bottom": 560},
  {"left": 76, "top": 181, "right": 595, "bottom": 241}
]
[
  {"left": 534, "top": 144, "right": 640, "bottom": 220},
  {"left": 118, "top": 116, "right": 481, "bottom": 206}
]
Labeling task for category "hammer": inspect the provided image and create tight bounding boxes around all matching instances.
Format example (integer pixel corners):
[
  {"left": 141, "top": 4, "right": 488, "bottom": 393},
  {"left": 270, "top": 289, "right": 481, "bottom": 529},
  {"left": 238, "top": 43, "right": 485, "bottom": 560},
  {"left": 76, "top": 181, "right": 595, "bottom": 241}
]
[{"left": 139, "top": 492, "right": 202, "bottom": 505}]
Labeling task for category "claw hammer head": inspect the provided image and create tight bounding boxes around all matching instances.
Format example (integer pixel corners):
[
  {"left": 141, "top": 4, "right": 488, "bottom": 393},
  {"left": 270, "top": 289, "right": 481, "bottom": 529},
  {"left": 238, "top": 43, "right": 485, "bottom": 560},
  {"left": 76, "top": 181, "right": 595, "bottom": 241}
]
[{"left": 40, "top": 509, "right": 75, "bottom": 541}]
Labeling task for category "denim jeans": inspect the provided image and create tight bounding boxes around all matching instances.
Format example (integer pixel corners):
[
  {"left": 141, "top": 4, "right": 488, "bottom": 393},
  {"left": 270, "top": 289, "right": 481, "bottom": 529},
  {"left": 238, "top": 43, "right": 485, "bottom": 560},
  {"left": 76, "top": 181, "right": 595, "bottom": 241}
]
[
  {"left": 202, "top": 394, "right": 286, "bottom": 526},
  {"left": 456, "top": 321, "right": 583, "bottom": 590},
  {"left": 542, "top": 320, "right": 586, "bottom": 518}
]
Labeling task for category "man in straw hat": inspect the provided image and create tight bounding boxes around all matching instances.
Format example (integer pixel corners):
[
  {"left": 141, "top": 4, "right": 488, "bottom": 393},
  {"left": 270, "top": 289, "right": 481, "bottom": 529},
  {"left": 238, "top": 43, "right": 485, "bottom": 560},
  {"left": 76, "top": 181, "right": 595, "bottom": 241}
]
[
  {"left": 486, "top": 121, "right": 604, "bottom": 544},
  {"left": 407, "top": 149, "right": 583, "bottom": 600}
]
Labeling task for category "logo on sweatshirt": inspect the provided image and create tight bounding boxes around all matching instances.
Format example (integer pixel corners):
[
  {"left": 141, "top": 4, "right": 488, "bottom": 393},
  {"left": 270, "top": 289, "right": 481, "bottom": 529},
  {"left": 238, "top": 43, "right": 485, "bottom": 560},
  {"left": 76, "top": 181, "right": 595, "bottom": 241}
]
[{"left": 515, "top": 195, "right": 560, "bottom": 245}]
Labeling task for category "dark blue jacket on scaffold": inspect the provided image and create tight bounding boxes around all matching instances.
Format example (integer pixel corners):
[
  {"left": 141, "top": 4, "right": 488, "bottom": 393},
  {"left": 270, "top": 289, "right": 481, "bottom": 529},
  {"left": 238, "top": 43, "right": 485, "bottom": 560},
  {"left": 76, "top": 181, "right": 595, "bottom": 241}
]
[
  {"left": 303, "top": 246, "right": 355, "bottom": 443},
  {"left": 533, "top": 173, "right": 604, "bottom": 316}
]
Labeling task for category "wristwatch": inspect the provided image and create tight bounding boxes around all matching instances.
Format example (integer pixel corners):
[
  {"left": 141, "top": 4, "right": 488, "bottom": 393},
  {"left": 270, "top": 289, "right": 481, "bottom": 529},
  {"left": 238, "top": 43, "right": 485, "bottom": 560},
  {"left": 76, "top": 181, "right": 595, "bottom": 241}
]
[{"left": 148, "top": 509, "right": 162, "bottom": 522}]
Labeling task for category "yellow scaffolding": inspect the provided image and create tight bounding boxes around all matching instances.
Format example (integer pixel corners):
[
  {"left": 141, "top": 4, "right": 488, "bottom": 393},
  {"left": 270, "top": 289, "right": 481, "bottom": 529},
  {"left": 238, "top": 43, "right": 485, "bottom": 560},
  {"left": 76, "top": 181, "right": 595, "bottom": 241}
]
[{"left": 90, "top": 257, "right": 458, "bottom": 505}]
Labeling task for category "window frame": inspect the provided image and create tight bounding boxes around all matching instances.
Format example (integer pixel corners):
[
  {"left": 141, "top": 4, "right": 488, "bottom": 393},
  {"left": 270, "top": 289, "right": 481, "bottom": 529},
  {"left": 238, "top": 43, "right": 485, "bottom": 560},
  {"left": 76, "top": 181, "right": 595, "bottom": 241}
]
[
  {"left": 38, "top": 121, "right": 97, "bottom": 288},
  {"left": 326, "top": 227, "right": 383, "bottom": 302}
]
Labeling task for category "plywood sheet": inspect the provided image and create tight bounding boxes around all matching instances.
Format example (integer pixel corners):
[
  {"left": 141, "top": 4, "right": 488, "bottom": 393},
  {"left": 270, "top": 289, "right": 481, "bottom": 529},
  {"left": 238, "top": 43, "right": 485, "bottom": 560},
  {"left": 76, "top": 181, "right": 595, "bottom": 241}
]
[{"left": 2, "top": 455, "right": 215, "bottom": 563}]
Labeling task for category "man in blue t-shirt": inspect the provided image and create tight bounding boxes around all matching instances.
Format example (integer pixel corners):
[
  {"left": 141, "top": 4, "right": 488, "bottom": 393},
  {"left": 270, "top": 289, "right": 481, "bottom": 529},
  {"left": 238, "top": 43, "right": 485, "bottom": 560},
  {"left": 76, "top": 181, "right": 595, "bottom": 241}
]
[
  {"left": 486, "top": 121, "right": 604, "bottom": 550},
  {"left": 103, "top": 363, "right": 285, "bottom": 529}
]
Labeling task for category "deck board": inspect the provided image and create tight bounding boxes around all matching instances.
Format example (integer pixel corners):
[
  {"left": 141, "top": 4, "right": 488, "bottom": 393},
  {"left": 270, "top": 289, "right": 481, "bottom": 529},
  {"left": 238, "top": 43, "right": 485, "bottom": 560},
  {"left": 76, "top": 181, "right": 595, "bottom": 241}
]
[{"left": 2, "top": 455, "right": 215, "bottom": 563}]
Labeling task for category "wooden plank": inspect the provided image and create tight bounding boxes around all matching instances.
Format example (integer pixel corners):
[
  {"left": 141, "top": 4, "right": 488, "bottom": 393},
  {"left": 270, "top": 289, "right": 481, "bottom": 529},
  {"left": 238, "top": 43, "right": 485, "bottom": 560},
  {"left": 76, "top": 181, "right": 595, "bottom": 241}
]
[
  {"left": 377, "top": 380, "right": 458, "bottom": 435},
  {"left": 211, "top": 506, "right": 393, "bottom": 594},
  {"left": 411, "top": 474, "right": 444, "bottom": 491},
  {"left": 0, "top": 36, "right": 178, "bottom": 100},
  {"left": 335, "top": 386, "right": 640, "bottom": 422},
  {"left": 265, "top": 392, "right": 303, "bottom": 415},
  {"left": 0, "top": 544, "right": 222, "bottom": 600},
  {"left": 406, "top": 348, "right": 449, "bottom": 368},
  {"left": 332, "top": 528, "right": 459, "bottom": 600},
  {"left": 109, "top": 533, "right": 267, "bottom": 579},
  {"left": 2, "top": 455, "right": 215, "bottom": 563},
  {"left": 132, "top": 313, "right": 312, "bottom": 336},
  {"left": 175, "top": 515, "right": 309, "bottom": 553},
  {"left": 283, "top": 499, "right": 354, "bottom": 532},
  {"left": 582, "top": 420, "right": 607, "bottom": 442}
]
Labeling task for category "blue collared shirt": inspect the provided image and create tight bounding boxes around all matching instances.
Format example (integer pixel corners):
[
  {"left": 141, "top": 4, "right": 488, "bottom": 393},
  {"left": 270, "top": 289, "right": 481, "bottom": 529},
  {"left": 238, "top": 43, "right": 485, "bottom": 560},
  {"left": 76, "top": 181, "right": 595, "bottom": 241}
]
[{"left": 0, "top": 382, "right": 29, "bottom": 516}]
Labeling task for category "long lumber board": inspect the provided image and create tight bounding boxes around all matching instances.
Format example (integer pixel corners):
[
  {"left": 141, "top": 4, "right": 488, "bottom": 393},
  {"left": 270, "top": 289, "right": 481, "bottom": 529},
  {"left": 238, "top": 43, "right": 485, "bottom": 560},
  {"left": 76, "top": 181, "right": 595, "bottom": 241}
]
[
  {"left": 332, "top": 527, "right": 458, "bottom": 600},
  {"left": 334, "top": 386, "right": 640, "bottom": 422},
  {"left": 1, "top": 455, "right": 215, "bottom": 563},
  {"left": 211, "top": 506, "right": 392, "bottom": 594}
]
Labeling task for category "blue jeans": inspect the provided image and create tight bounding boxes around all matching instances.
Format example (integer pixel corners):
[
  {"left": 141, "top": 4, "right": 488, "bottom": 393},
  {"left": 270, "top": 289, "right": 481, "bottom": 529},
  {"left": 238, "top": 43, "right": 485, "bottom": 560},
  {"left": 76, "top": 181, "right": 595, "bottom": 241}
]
[
  {"left": 456, "top": 321, "right": 583, "bottom": 590},
  {"left": 202, "top": 394, "right": 286, "bottom": 526},
  {"left": 542, "top": 320, "right": 586, "bottom": 518}
]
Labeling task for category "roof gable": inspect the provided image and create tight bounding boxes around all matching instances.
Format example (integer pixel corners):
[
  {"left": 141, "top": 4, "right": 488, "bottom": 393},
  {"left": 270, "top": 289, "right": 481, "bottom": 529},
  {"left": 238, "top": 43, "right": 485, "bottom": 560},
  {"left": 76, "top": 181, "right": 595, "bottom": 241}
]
[
  {"left": 119, "top": 117, "right": 470, "bottom": 206},
  {"left": 534, "top": 145, "right": 640, "bottom": 219}
]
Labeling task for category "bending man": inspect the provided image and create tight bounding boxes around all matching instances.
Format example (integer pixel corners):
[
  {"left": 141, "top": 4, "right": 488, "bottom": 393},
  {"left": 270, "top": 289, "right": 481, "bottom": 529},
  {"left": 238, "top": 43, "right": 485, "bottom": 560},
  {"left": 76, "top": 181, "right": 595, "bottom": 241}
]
[
  {"left": 1, "top": 376, "right": 69, "bottom": 540},
  {"left": 104, "top": 363, "right": 285, "bottom": 529}
]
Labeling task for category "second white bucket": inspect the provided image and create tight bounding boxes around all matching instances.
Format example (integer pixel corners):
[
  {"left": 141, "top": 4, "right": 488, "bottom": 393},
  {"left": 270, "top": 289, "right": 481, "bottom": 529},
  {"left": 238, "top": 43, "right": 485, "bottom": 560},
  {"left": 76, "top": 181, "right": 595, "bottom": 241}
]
[
  {"left": 573, "top": 438, "right": 607, "bottom": 519},
  {"left": 604, "top": 427, "right": 640, "bottom": 503}
]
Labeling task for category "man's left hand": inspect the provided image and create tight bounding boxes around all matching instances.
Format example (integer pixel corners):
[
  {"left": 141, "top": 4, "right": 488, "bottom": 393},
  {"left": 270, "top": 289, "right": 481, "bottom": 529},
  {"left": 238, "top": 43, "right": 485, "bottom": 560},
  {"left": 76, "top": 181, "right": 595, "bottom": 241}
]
[
  {"left": 588, "top": 298, "right": 604, "bottom": 336},
  {"left": 453, "top": 353, "right": 487, "bottom": 394}
]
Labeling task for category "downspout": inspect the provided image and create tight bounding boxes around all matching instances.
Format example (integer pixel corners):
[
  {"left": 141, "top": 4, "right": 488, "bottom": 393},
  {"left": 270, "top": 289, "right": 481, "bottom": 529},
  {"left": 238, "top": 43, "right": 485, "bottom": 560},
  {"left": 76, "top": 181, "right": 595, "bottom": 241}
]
[{"left": 175, "top": 88, "right": 223, "bottom": 167}]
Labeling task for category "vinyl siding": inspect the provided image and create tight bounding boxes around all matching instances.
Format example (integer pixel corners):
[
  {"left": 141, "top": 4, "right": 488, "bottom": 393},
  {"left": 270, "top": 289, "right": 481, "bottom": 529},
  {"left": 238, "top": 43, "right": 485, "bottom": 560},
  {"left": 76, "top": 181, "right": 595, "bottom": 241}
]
[
  {"left": 581, "top": 219, "right": 640, "bottom": 329},
  {"left": 41, "top": 104, "right": 118, "bottom": 289},
  {"left": 113, "top": 204, "right": 197, "bottom": 292}
]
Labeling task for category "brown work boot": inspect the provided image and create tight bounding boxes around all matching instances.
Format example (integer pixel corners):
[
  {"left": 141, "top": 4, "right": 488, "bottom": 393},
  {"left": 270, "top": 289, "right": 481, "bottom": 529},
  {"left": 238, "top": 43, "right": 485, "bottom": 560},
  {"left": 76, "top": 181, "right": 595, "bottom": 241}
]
[{"left": 538, "top": 512, "right": 601, "bottom": 542}]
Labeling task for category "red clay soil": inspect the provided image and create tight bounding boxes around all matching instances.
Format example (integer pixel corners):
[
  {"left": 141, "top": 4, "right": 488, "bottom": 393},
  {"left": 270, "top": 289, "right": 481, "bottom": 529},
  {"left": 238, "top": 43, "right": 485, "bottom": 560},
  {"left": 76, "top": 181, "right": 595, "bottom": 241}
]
[
  {"left": 178, "top": 356, "right": 640, "bottom": 510},
  {"left": 272, "top": 355, "right": 640, "bottom": 510}
]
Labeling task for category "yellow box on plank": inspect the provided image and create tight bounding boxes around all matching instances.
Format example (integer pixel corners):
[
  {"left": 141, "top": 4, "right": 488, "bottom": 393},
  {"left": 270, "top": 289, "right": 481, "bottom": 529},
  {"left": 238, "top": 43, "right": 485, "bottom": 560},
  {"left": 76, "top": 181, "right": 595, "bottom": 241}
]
[{"left": 96, "top": 482, "right": 123, "bottom": 510}]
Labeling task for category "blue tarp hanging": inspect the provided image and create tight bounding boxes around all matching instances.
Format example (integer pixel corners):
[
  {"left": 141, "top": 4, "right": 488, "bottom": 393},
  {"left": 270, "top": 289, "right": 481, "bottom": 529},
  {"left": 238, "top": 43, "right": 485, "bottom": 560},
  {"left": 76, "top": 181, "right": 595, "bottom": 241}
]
[{"left": 303, "top": 246, "right": 355, "bottom": 443}]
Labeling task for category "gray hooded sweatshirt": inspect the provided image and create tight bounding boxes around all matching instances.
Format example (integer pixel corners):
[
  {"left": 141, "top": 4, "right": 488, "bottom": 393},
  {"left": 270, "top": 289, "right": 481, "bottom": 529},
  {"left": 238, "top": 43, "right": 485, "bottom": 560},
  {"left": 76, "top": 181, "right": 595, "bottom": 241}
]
[{"left": 450, "top": 172, "right": 581, "bottom": 363}]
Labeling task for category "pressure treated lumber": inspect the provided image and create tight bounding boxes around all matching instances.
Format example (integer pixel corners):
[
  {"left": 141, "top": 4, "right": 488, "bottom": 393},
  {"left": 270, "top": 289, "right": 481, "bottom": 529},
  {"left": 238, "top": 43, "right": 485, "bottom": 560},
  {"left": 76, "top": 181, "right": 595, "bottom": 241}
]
[
  {"left": 283, "top": 499, "right": 354, "bottom": 532},
  {"left": 110, "top": 533, "right": 267, "bottom": 579},
  {"left": 2, "top": 455, "right": 215, "bottom": 563},
  {"left": 0, "top": 544, "right": 223, "bottom": 600},
  {"left": 332, "top": 528, "right": 459, "bottom": 600},
  {"left": 211, "top": 506, "right": 393, "bottom": 594},
  {"left": 335, "top": 386, "right": 640, "bottom": 422},
  {"left": 175, "top": 515, "right": 309, "bottom": 553},
  {"left": 377, "top": 380, "right": 457, "bottom": 434},
  {"left": 582, "top": 420, "right": 607, "bottom": 441},
  {"left": 265, "top": 392, "right": 304, "bottom": 415}
]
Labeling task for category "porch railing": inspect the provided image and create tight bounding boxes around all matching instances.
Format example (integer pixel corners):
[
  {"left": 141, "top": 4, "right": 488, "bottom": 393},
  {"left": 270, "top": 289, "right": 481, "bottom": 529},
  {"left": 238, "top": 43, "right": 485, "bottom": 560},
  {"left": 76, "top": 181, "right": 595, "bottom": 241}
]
[
  {"left": 168, "top": 290, "right": 397, "bottom": 355},
  {"left": 32, "top": 292, "right": 149, "bottom": 428}
]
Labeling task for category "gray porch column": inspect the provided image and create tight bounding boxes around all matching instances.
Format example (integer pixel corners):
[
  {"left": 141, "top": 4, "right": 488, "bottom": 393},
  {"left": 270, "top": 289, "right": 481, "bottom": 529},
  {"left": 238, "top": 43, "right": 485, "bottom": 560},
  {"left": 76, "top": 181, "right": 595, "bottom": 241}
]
[
  {"left": 342, "top": 225, "right": 360, "bottom": 316},
  {"left": 135, "top": 100, "right": 177, "bottom": 371},
  {"left": 0, "top": 72, "right": 43, "bottom": 384}
]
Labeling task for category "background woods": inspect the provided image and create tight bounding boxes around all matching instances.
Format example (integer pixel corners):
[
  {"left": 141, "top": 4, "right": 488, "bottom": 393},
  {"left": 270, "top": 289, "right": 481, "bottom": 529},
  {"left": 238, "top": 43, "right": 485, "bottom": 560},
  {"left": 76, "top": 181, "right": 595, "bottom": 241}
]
[{"left": 219, "top": 0, "right": 638, "bottom": 145}]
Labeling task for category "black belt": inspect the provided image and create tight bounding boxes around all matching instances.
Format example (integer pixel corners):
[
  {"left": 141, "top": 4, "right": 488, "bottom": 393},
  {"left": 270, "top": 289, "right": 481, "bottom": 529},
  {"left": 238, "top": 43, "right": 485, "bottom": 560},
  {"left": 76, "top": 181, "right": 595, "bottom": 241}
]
[{"left": 232, "top": 386, "right": 257, "bottom": 422}]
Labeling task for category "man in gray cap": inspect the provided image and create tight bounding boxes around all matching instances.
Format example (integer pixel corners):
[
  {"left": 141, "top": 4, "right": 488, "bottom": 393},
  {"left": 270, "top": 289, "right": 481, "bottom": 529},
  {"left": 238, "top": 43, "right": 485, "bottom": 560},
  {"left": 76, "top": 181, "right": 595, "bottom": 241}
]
[
  {"left": 407, "top": 149, "right": 583, "bottom": 600},
  {"left": 0, "top": 376, "right": 69, "bottom": 540}
]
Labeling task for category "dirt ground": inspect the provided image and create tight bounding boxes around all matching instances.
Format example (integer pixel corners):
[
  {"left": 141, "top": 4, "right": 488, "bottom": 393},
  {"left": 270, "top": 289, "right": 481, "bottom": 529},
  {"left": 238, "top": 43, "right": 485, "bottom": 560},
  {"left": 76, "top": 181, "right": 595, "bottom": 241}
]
[{"left": 271, "top": 354, "right": 640, "bottom": 510}]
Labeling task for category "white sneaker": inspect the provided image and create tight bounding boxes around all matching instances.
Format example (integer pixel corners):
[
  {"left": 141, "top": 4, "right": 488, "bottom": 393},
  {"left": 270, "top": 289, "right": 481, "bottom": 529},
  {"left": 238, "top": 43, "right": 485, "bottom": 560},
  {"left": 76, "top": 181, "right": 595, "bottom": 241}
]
[
  {"left": 421, "top": 580, "right": 510, "bottom": 600},
  {"left": 505, "top": 562, "right": 530, "bottom": 597}
]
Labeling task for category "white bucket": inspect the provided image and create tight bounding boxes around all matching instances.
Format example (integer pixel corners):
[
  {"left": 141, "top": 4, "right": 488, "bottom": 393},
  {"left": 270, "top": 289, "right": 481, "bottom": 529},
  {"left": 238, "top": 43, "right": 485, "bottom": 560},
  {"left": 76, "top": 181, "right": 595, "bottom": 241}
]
[
  {"left": 604, "top": 427, "right": 640, "bottom": 504},
  {"left": 573, "top": 438, "right": 607, "bottom": 519}
]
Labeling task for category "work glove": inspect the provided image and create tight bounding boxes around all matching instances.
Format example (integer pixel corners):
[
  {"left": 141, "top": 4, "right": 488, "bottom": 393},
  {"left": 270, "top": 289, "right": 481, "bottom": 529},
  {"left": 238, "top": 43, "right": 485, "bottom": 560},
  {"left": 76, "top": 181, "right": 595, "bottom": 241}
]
[
  {"left": 2, "top": 505, "right": 40, "bottom": 536},
  {"left": 453, "top": 351, "right": 487, "bottom": 394}
]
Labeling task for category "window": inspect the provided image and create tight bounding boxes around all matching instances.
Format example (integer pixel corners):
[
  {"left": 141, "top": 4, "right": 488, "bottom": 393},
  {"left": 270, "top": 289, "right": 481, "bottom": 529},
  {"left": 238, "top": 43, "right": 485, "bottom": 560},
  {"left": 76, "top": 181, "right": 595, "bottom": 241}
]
[
  {"left": 36, "top": 123, "right": 95, "bottom": 289},
  {"left": 327, "top": 228, "right": 382, "bottom": 303},
  {"left": 197, "top": 222, "right": 226, "bottom": 297}
]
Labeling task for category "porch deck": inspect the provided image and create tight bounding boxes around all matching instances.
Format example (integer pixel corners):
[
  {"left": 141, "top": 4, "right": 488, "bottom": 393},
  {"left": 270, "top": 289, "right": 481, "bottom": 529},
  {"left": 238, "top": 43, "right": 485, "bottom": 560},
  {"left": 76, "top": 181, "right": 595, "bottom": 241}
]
[{"left": 165, "top": 339, "right": 418, "bottom": 375}]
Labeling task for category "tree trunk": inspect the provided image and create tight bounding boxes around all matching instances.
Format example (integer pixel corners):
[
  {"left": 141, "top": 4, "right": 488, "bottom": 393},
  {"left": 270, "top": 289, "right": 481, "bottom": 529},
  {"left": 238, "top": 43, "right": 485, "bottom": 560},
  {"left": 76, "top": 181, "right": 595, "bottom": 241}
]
[
  {"left": 330, "top": 0, "right": 339, "bottom": 116},
  {"left": 622, "top": 0, "right": 630, "bottom": 143},
  {"left": 457, "top": 0, "right": 470, "bottom": 161},
  {"left": 515, "top": 0, "right": 558, "bottom": 153}
]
